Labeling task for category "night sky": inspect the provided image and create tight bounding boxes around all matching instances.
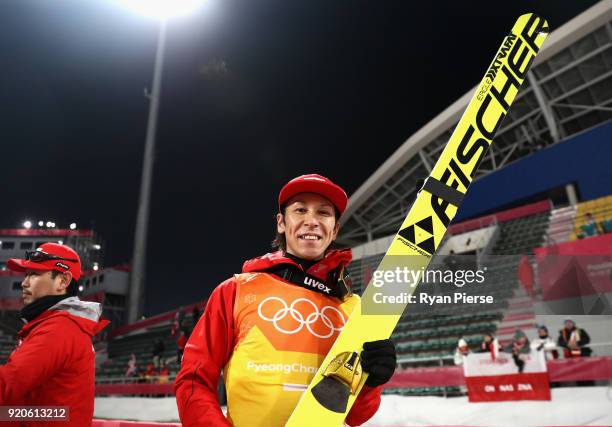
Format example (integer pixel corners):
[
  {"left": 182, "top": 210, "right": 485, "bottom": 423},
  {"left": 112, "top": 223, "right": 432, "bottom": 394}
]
[{"left": 0, "top": 0, "right": 599, "bottom": 316}]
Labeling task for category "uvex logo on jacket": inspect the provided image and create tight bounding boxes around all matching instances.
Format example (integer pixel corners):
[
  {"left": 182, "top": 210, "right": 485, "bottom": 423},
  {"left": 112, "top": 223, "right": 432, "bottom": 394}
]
[{"left": 303, "top": 277, "right": 331, "bottom": 294}]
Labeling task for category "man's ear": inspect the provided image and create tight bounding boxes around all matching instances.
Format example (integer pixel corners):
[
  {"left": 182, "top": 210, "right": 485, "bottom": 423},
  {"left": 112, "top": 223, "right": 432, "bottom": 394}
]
[
  {"left": 56, "top": 271, "right": 73, "bottom": 292},
  {"left": 331, "top": 221, "right": 340, "bottom": 241},
  {"left": 277, "top": 213, "right": 286, "bottom": 234}
]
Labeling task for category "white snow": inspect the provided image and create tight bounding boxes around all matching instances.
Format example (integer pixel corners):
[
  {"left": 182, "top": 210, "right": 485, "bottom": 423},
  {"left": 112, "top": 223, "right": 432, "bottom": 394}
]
[
  {"left": 364, "top": 387, "right": 612, "bottom": 427},
  {"left": 95, "top": 386, "right": 612, "bottom": 426},
  {"left": 94, "top": 397, "right": 180, "bottom": 423}
]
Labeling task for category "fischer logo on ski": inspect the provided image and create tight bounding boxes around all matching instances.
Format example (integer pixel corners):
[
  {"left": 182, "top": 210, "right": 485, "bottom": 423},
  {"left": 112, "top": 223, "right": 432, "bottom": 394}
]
[{"left": 397, "top": 216, "right": 435, "bottom": 256}]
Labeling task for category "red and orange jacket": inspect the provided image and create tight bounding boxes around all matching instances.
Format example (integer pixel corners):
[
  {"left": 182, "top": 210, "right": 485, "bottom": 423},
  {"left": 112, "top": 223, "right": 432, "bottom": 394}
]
[
  {"left": 0, "top": 297, "right": 108, "bottom": 426},
  {"left": 175, "top": 250, "right": 382, "bottom": 426}
]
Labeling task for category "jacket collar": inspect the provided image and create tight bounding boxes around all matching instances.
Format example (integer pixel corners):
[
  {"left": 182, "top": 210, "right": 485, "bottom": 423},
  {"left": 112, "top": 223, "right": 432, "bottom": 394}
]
[
  {"left": 19, "top": 296, "right": 109, "bottom": 338},
  {"left": 242, "top": 249, "right": 352, "bottom": 281}
]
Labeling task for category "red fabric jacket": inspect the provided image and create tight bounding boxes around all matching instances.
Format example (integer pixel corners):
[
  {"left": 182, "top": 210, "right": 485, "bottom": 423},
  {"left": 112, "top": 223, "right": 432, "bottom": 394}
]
[
  {"left": 175, "top": 250, "right": 382, "bottom": 426},
  {"left": 0, "top": 297, "right": 108, "bottom": 426}
]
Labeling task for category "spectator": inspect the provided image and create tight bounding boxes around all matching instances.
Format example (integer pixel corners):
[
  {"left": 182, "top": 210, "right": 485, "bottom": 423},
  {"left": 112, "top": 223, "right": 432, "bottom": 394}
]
[
  {"left": 506, "top": 329, "right": 531, "bottom": 373},
  {"left": 586, "top": 212, "right": 600, "bottom": 235},
  {"left": 176, "top": 329, "right": 188, "bottom": 363},
  {"left": 158, "top": 360, "right": 170, "bottom": 384},
  {"left": 178, "top": 307, "right": 187, "bottom": 329},
  {"left": 125, "top": 353, "right": 138, "bottom": 377},
  {"left": 145, "top": 362, "right": 156, "bottom": 382},
  {"left": 171, "top": 306, "right": 186, "bottom": 337},
  {"left": 152, "top": 338, "right": 165, "bottom": 368},
  {"left": 558, "top": 318, "right": 592, "bottom": 358},
  {"left": 477, "top": 332, "right": 500, "bottom": 360},
  {"left": 530, "top": 325, "right": 558, "bottom": 360},
  {"left": 454, "top": 338, "right": 470, "bottom": 365}
]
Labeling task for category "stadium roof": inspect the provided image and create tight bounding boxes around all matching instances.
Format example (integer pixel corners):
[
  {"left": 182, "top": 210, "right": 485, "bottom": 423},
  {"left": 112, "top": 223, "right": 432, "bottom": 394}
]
[{"left": 339, "top": 0, "right": 612, "bottom": 245}]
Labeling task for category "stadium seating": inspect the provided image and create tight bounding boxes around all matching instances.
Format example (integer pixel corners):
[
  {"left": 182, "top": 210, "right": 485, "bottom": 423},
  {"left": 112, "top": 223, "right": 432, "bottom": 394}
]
[
  {"left": 0, "top": 333, "right": 15, "bottom": 365},
  {"left": 491, "top": 213, "right": 550, "bottom": 255},
  {"left": 95, "top": 313, "right": 199, "bottom": 382},
  {"left": 388, "top": 209, "right": 551, "bottom": 395},
  {"left": 545, "top": 206, "right": 576, "bottom": 244},
  {"left": 0, "top": 316, "right": 19, "bottom": 364},
  {"left": 570, "top": 195, "right": 612, "bottom": 240},
  {"left": 382, "top": 386, "right": 462, "bottom": 397}
]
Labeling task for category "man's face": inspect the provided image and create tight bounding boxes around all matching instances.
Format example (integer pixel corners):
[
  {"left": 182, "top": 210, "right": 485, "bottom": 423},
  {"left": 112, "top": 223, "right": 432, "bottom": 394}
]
[
  {"left": 277, "top": 192, "right": 340, "bottom": 261},
  {"left": 21, "top": 269, "right": 69, "bottom": 305},
  {"left": 564, "top": 320, "right": 575, "bottom": 329},
  {"left": 538, "top": 329, "right": 548, "bottom": 338}
]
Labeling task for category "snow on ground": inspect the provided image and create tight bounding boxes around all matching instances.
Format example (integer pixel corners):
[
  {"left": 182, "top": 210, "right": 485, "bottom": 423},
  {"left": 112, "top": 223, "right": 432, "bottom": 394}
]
[
  {"left": 95, "top": 386, "right": 612, "bottom": 426},
  {"left": 94, "top": 397, "right": 180, "bottom": 423},
  {"left": 363, "top": 387, "right": 612, "bottom": 427}
]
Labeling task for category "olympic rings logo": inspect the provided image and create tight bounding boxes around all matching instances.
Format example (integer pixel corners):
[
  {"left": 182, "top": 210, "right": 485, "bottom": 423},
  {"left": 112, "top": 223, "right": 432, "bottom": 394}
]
[{"left": 257, "top": 296, "right": 346, "bottom": 339}]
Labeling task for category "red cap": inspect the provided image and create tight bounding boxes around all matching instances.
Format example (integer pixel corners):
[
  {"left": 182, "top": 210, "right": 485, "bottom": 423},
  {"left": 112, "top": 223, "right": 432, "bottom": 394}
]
[
  {"left": 7, "top": 242, "right": 82, "bottom": 281},
  {"left": 278, "top": 174, "right": 348, "bottom": 215}
]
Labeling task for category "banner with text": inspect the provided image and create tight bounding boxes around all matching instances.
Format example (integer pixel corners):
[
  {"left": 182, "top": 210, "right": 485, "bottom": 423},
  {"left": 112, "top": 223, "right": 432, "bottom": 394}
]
[{"left": 463, "top": 351, "right": 550, "bottom": 402}]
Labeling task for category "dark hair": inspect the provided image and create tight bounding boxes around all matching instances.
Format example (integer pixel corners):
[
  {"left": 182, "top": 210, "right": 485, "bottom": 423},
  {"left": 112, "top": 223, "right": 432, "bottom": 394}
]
[
  {"left": 272, "top": 204, "right": 341, "bottom": 252},
  {"left": 50, "top": 270, "right": 79, "bottom": 296}
]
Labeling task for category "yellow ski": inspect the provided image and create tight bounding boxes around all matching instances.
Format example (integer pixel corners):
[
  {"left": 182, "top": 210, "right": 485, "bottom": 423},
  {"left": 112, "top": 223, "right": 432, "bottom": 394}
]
[{"left": 286, "top": 13, "right": 549, "bottom": 426}]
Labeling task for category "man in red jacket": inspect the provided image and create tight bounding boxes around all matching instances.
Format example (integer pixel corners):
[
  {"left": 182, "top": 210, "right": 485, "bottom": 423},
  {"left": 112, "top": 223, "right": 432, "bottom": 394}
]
[
  {"left": 175, "top": 174, "right": 396, "bottom": 426},
  {"left": 0, "top": 243, "right": 108, "bottom": 426}
]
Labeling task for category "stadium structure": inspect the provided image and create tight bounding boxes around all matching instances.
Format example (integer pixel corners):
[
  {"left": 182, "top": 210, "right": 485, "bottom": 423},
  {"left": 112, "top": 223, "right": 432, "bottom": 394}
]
[
  {"left": 339, "top": 0, "right": 612, "bottom": 384},
  {"left": 2, "top": 2, "right": 612, "bottom": 426}
]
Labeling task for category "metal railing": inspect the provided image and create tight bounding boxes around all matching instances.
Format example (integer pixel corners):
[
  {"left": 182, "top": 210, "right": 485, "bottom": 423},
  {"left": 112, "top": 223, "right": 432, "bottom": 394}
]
[
  {"left": 96, "top": 374, "right": 177, "bottom": 385},
  {"left": 395, "top": 341, "right": 612, "bottom": 368}
]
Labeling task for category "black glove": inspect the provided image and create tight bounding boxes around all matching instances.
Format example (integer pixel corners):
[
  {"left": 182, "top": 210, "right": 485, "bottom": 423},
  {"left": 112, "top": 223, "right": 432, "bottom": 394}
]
[{"left": 360, "top": 339, "right": 397, "bottom": 387}]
